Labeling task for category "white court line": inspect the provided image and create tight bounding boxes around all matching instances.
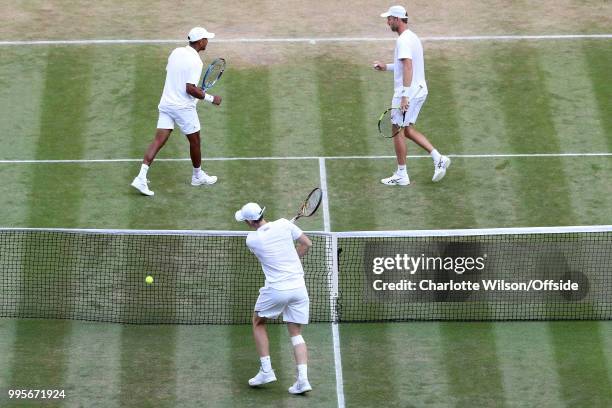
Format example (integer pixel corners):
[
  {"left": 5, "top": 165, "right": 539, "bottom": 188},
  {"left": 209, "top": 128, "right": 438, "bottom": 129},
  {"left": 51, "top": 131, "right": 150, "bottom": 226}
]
[
  {"left": 319, "top": 158, "right": 332, "bottom": 233},
  {"left": 319, "top": 157, "right": 345, "bottom": 408},
  {"left": 0, "top": 152, "right": 610, "bottom": 164},
  {"left": 0, "top": 34, "right": 611, "bottom": 46}
]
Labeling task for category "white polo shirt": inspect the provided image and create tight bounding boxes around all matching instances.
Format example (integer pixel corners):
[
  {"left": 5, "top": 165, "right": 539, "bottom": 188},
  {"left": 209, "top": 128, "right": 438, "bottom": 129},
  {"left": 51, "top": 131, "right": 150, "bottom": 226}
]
[
  {"left": 246, "top": 218, "right": 306, "bottom": 290},
  {"left": 158, "top": 46, "right": 203, "bottom": 109},
  {"left": 393, "top": 29, "right": 428, "bottom": 98}
]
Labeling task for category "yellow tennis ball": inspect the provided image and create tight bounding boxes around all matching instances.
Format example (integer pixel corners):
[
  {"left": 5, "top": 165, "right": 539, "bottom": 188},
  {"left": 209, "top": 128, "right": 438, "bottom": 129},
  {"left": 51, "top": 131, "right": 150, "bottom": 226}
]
[{"left": 145, "top": 275, "right": 154, "bottom": 284}]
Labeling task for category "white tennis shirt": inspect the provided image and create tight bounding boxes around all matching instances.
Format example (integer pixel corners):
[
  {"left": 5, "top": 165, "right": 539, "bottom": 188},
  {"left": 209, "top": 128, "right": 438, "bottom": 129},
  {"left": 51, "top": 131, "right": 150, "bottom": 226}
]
[
  {"left": 158, "top": 46, "right": 203, "bottom": 109},
  {"left": 246, "top": 218, "right": 306, "bottom": 290},
  {"left": 393, "top": 29, "right": 428, "bottom": 98}
]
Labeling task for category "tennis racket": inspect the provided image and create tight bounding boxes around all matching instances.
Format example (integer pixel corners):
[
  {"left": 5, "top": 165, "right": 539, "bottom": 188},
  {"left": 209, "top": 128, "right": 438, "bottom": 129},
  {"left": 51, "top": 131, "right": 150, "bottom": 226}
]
[
  {"left": 377, "top": 107, "right": 406, "bottom": 138},
  {"left": 201, "top": 57, "right": 226, "bottom": 91},
  {"left": 290, "top": 188, "right": 323, "bottom": 223}
]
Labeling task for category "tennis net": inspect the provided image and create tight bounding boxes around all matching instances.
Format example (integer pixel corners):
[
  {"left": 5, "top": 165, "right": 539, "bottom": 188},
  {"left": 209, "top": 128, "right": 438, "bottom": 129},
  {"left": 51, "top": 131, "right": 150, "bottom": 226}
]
[{"left": 0, "top": 226, "right": 610, "bottom": 324}]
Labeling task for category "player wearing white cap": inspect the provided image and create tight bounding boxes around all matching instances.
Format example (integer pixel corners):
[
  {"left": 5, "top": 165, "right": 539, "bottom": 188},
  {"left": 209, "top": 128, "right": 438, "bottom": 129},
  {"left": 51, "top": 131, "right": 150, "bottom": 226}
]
[
  {"left": 374, "top": 6, "right": 451, "bottom": 186},
  {"left": 235, "top": 203, "right": 313, "bottom": 395},
  {"left": 131, "top": 27, "right": 222, "bottom": 196}
]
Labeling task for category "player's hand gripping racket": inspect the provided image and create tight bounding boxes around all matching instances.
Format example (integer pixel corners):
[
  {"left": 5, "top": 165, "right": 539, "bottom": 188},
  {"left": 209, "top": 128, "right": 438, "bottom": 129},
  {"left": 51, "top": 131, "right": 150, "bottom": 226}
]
[
  {"left": 201, "top": 58, "right": 226, "bottom": 91},
  {"left": 377, "top": 107, "right": 406, "bottom": 138},
  {"left": 290, "top": 188, "right": 322, "bottom": 223}
]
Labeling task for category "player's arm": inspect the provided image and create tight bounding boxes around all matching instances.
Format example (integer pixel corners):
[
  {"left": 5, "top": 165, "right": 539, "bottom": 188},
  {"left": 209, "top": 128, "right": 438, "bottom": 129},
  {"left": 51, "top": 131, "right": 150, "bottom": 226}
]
[
  {"left": 295, "top": 234, "right": 312, "bottom": 258},
  {"left": 186, "top": 83, "right": 222, "bottom": 105},
  {"left": 373, "top": 61, "right": 394, "bottom": 71},
  {"left": 400, "top": 57, "right": 413, "bottom": 111}
]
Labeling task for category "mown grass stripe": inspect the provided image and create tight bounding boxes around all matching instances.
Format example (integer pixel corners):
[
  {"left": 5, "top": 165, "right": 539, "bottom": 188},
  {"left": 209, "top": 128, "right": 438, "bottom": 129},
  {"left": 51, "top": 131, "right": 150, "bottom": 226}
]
[
  {"left": 424, "top": 51, "right": 482, "bottom": 228},
  {"left": 118, "top": 47, "right": 180, "bottom": 408},
  {"left": 439, "top": 322, "right": 508, "bottom": 407},
  {"left": 221, "top": 65, "right": 286, "bottom": 400},
  {"left": 426, "top": 51, "right": 507, "bottom": 406},
  {"left": 315, "top": 59, "right": 379, "bottom": 231},
  {"left": 65, "top": 322, "right": 122, "bottom": 407},
  {"left": 0, "top": 47, "right": 47, "bottom": 160},
  {"left": 268, "top": 62, "right": 323, "bottom": 157},
  {"left": 493, "top": 43, "right": 576, "bottom": 226},
  {"left": 340, "top": 323, "right": 399, "bottom": 407},
  {"left": 10, "top": 48, "right": 95, "bottom": 398},
  {"left": 0, "top": 319, "right": 15, "bottom": 406},
  {"left": 492, "top": 43, "right": 611, "bottom": 406},
  {"left": 493, "top": 322, "right": 564, "bottom": 406},
  {"left": 126, "top": 46, "right": 166, "bottom": 159},
  {"left": 549, "top": 322, "right": 612, "bottom": 406},
  {"left": 119, "top": 326, "right": 178, "bottom": 407},
  {"left": 25, "top": 46, "right": 94, "bottom": 226},
  {"left": 583, "top": 40, "right": 612, "bottom": 152},
  {"left": 175, "top": 325, "right": 233, "bottom": 406},
  {"left": 224, "top": 67, "right": 274, "bottom": 157},
  {"left": 537, "top": 42, "right": 608, "bottom": 153},
  {"left": 444, "top": 43, "right": 520, "bottom": 226},
  {"left": 356, "top": 62, "right": 387, "bottom": 156},
  {"left": 222, "top": 66, "right": 291, "bottom": 223},
  {"left": 7, "top": 320, "right": 73, "bottom": 405},
  {"left": 535, "top": 42, "right": 612, "bottom": 225},
  {"left": 315, "top": 59, "right": 371, "bottom": 156}
]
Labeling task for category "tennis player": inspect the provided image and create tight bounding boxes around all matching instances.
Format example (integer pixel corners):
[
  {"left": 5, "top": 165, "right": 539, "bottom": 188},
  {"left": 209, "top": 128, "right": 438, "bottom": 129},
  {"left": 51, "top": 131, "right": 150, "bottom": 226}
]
[
  {"left": 131, "top": 26, "right": 222, "bottom": 196},
  {"left": 235, "top": 202, "right": 313, "bottom": 395},
  {"left": 374, "top": 5, "right": 451, "bottom": 186}
]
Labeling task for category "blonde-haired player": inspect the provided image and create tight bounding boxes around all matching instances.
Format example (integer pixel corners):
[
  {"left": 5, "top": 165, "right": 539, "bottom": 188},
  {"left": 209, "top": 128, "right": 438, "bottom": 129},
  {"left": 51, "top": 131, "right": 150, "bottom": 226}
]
[
  {"left": 236, "top": 203, "right": 313, "bottom": 395},
  {"left": 374, "top": 5, "right": 451, "bottom": 186}
]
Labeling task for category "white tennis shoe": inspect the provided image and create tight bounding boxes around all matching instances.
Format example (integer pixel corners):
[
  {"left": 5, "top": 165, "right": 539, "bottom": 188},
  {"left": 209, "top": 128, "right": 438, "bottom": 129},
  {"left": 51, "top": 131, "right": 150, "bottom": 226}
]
[
  {"left": 131, "top": 177, "right": 154, "bottom": 196},
  {"left": 380, "top": 172, "right": 410, "bottom": 186},
  {"left": 191, "top": 172, "right": 217, "bottom": 186},
  {"left": 248, "top": 369, "right": 277, "bottom": 386},
  {"left": 432, "top": 156, "right": 451, "bottom": 182},
  {"left": 288, "top": 379, "right": 312, "bottom": 395}
]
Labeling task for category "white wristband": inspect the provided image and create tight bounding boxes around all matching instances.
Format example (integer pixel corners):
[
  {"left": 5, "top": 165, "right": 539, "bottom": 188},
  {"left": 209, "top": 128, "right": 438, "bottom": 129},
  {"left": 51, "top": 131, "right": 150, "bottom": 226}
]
[
  {"left": 204, "top": 94, "right": 214, "bottom": 103},
  {"left": 401, "top": 86, "right": 411, "bottom": 97},
  {"left": 386, "top": 64, "right": 394, "bottom": 71}
]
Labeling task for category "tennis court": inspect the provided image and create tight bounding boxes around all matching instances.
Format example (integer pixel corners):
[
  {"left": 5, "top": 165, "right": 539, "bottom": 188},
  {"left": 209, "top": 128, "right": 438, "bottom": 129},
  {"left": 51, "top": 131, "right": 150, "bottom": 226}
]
[{"left": 1, "top": 1, "right": 612, "bottom": 407}]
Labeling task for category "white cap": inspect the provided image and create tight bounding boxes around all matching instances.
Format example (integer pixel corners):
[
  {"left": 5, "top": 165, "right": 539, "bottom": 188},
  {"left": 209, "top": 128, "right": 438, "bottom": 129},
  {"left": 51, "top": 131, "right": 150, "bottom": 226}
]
[
  {"left": 235, "top": 203, "right": 266, "bottom": 222},
  {"left": 380, "top": 5, "right": 408, "bottom": 19},
  {"left": 188, "top": 26, "right": 215, "bottom": 42}
]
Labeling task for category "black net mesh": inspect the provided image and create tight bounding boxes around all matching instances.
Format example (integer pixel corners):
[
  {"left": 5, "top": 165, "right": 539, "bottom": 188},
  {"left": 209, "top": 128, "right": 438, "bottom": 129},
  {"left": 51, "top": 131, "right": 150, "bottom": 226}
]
[
  {"left": 0, "top": 230, "right": 331, "bottom": 324},
  {"left": 337, "top": 232, "right": 612, "bottom": 321},
  {"left": 1, "top": 229, "right": 610, "bottom": 324}
]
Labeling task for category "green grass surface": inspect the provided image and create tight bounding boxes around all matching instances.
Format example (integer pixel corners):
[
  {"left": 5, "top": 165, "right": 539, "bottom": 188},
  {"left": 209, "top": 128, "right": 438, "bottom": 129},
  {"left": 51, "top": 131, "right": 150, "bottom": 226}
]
[{"left": 0, "top": 32, "right": 611, "bottom": 408}]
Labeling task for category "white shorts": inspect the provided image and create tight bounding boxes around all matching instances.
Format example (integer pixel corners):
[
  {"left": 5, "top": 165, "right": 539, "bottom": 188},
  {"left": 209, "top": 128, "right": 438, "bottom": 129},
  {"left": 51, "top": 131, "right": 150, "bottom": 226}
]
[
  {"left": 254, "top": 286, "right": 310, "bottom": 324},
  {"left": 157, "top": 106, "right": 200, "bottom": 135},
  {"left": 391, "top": 95, "right": 427, "bottom": 126}
]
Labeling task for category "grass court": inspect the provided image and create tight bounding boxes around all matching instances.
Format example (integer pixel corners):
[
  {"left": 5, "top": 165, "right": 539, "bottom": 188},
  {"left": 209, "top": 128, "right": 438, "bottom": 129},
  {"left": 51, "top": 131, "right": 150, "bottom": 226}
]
[{"left": 1, "top": 1, "right": 611, "bottom": 406}]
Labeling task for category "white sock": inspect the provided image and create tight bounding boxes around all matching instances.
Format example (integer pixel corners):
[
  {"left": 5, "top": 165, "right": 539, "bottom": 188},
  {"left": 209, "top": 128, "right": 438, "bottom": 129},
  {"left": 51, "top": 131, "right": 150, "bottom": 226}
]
[
  {"left": 138, "top": 164, "right": 149, "bottom": 179},
  {"left": 193, "top": 166, "right": 202, "bottom": 176},
  {"left": 260, "top": 356, "right": 272, "bottom": 373},
  {"left": 430, "top": 149, "right": 441, "bottom": 163},
  {"left": 397, "top": 165, "right": 407, "bottom": 176},
  {"left": 297, "top": 364, "right": 308, "bottom": 381}
]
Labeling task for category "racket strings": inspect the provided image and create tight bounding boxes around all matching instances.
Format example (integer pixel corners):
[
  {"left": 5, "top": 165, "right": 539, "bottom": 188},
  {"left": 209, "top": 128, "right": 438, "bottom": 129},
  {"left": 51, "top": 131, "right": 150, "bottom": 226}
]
[
  {"left": 204, "top": 60, "right": 225, "bottom": 88},
  {"left": 378, "top": 110, "right": 394, "bottom": 138},
  {"left": 378, "top": 108, "right": 406, "bottom": 138},
  {"left": 304, "top": 190, "right": 322, "bottom": 216}
]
